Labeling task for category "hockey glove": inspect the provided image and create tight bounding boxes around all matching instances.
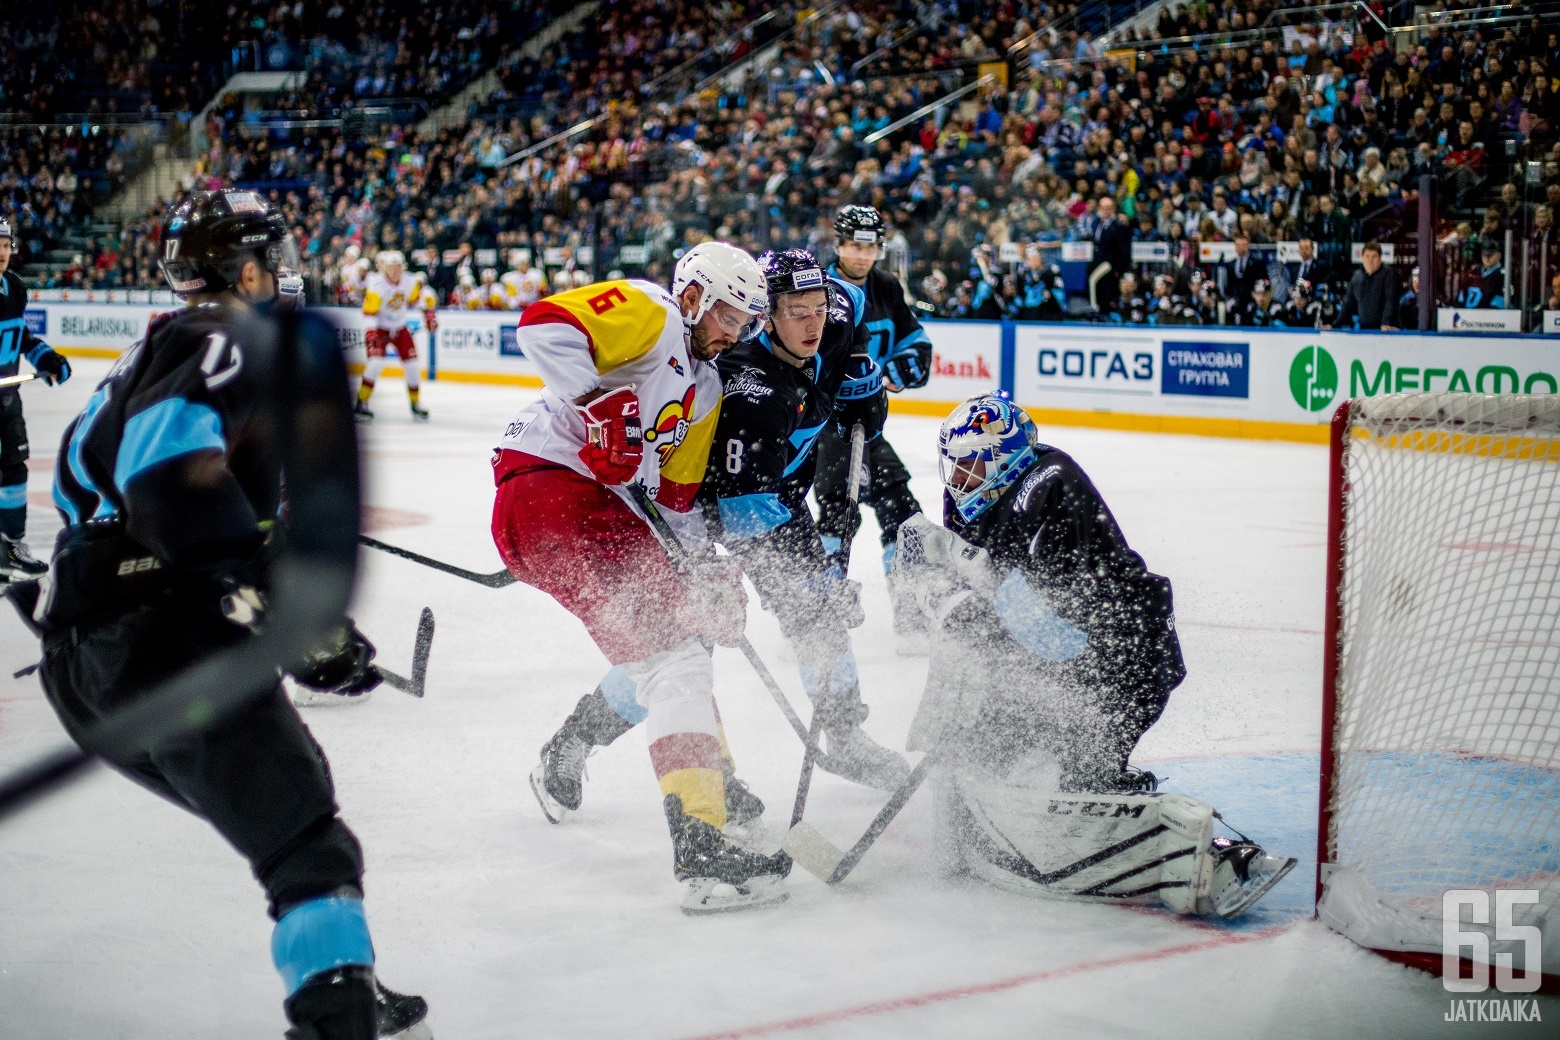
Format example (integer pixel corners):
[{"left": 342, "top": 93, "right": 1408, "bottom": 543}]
[
  {"left": 796, "top": 565, "right": 865, "bottom": 630},
  {"left": 882, "top": 348, "right": 929, "bottom": 391},
  {"left": 895, "top": 512, "right": 998, "bottom": 597},
  {"left": 293, "top": 623, "right": 382, "bottom": 695},
  {"left": 423, "top": 310, "right": 439, "bottom": 333},
  {"left": 834, "top": 354, "right": 887, "bottom": 440},
  {"left": 684, "top": 554, "right": 748, "bottom": 647},
  {"left": 576, "top": 386, "right": 643, "bottom": 484},
  {"left": 30, "top": 347, "right": 71, "bottom": 386}
]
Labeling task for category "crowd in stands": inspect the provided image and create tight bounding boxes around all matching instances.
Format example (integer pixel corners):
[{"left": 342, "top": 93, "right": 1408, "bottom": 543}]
[{"left": 15, "top": 0, "right": 1560, "bottom": 330}]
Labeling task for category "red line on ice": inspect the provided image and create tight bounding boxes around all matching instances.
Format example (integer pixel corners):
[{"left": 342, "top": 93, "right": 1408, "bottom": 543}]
[{"left": 672, "top": 924, "right": 1292, "bottom": 1040}]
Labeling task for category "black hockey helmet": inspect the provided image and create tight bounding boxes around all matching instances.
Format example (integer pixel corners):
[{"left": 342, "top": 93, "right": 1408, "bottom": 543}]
[
  {"left": 160, "top": 190, "right": 298, "bottom": 299},
  {"left": 833, "top": 204, "right": 885, "bottom": 244},
  {"left": 758, "top": 249, "right": 828, "bottom": 300}
]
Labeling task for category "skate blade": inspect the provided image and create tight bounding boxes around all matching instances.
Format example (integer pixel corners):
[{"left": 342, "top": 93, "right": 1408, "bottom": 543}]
[
  {"left": 1216, "top": 855, "right": 1298, "bottom": 919},
  {"left": 680, "top": 874, "right": 789, "bottom": 916},
  {"left": 383, "top": 1019, "right": 434, "bottom": 1040},
  {"left": 290, "top": 684, "right": 374, "bottom": 708},
  {"left": 528, "top": 765, "right": 571, "bottom": 825}
]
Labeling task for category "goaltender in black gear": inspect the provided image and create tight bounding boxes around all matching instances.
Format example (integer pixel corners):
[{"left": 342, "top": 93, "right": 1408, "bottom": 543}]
[
  {"left": 33, "top": 190, "right": 430, "bottom": 1040},
  {"left": 890, "top": 392, "right": 1296, "bottom": 919}
]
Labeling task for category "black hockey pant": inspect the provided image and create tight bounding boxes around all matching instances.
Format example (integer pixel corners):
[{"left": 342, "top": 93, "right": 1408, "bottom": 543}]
[
  {"left": 40, "top": 599, "right": 364, "bottom": 919},
  {"left": 813, "top": 421, "right": 921, "bottom": 549}
]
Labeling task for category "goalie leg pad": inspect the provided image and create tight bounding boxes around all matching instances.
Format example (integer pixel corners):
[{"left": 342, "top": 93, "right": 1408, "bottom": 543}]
[{"left": 953, "top": 777, "right": 1220, "bottom": 912}]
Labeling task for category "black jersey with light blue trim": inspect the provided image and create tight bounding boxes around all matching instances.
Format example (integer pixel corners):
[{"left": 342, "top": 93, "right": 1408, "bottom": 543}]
[
  {"left": 52, "top": 303, "right": 276, "bottom": 571},
  {"left": 0, "top": 270, "right": 51, "bottom": 378},
  {"left": 946, "top": 448, "right": 1183, "bottom": 690},
  {"left": 702, "top": 285, "right": 864, "bottom": 544},
  {"left": 827, "top": 264, "right": 930, "bottom": 371}
]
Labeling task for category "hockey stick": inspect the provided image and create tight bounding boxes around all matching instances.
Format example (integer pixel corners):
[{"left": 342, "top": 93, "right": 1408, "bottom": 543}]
[
  {"left": 625, "top": 483, "right": 813, "bottom": 748},
  {"left": 358, "top": 535, "right": 516, "bottom": 588},
  {"left": 788, "top": 422, "right": 866, "bottom": 828},
  {"left": 376, "top": 607, "right": 434, "bottom": 697},
  {"left": 782, "top": 748, "right": 940, "bottom": 885},
  {"left": 0, "top": 373, "right": 38, "bottom": 389}
]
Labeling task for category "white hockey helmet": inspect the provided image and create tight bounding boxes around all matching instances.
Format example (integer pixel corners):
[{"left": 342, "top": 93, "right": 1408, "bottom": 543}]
[
  {"left": 0, "top": 219, "right": 15, "bottom": 241},
  {"left": 458, "top": 269, "right": 475, "bottom": 288},
  {"left": 376, "top": 250, "right": 406, "bottom": 272},
  {"left": 939, "top": 392, "right": 1041, "bottom": 523},
  {"left": 343, "top": 243, "right": 361, "bottom": 261},
  {"left": 480, "top": 267, "right": 497, "bottom": 283},
  {"left": 671, "top": 241, "right": 767, "bottom": 340}
]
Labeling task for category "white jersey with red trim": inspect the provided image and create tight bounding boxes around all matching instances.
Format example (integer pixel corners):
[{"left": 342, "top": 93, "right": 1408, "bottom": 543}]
[
  {"left": 362, "top": 271, "right": 437, "bottom": 331},
  {"left": 498, "top": 279, "right": 721, "bottom": 513},
  {"left": 502, "top": 268, "right": 547, "bottom": 309}
]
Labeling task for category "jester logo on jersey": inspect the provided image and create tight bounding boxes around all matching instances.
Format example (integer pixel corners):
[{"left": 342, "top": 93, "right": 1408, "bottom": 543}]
[{"left": 644, "top": 385, "right": 697, "bottom": 465}]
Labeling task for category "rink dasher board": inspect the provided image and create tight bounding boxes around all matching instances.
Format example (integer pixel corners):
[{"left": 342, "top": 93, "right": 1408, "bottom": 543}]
[{"left": 22, "top": 301, "right": 1560, "bottom": 444}]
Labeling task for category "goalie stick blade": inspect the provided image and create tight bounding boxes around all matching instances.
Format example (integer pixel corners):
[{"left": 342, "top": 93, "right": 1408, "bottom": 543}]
[{"left": 781, "top": 821, "right": 847, "bottom": 882}]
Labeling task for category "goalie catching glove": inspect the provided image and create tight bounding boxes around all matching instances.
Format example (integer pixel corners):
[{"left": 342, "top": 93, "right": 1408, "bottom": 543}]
[{"left": 576, "top": 386, "right": 643, "bottom": 484}]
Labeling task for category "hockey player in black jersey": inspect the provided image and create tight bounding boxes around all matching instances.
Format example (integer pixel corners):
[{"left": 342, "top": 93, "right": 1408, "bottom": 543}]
[
  {"left": 0, "top": 218, "right": 72, "bottom": 580},
  {"left": 891, "top": 393, "right": 1295, "bottom": 918},
  {"left": 699, "top": 249, "right": 910, "bottom": 789},
  {"left": 817, "top": 205, "right": 931, "bottom": 653},
  {"left": 36, "top": 191, "right": 430, "bottom": 1040},
  {"left": 529, "top": 250, "right": 911, "bottom": 825}
]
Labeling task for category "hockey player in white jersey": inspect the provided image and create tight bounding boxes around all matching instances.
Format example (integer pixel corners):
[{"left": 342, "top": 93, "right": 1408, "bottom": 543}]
[
  {"left": 337, "top": 244, "right": 368, "bottom": 306},
  {"left": 491, "top": 242, "right": 793, "bottom": 914},
  {"left": 357, "top": 251, "right": 437, "bottom": 421},
  {"left": 502, "top": 252, "right": 547, "bottom": 309},
  {"left": 892, "top": 393, "right": 1296, "bottom": 919}
]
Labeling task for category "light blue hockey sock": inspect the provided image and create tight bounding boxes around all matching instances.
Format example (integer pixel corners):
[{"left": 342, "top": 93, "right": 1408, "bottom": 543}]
[{"left": 271, "top": 895, "right": 375, "bottom": 997}]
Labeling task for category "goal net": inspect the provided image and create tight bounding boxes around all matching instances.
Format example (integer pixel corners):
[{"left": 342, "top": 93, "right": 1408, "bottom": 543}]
[{"left": 1316, "top": 392, "right": 1560, "bottom": 988}]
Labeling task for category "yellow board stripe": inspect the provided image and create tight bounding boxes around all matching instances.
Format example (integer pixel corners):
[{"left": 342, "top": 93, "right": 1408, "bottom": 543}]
[
  {"left": 55, "top": 346, "right": 125, "bottom": 359},
  {"left": 887, "top": 398, "right": 1332, "bottom": 444},
  {"left": 1352, "top": 426, "right": 1560, "bottom": 461}
]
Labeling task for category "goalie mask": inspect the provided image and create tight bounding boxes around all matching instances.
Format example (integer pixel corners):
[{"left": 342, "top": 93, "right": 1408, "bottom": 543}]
[{"left": 939, "top": 392, "right": 1040, "bottom": 523}]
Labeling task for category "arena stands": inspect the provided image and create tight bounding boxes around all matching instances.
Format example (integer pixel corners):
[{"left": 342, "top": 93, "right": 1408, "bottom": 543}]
[{"left": 11, "top": 0, "right": 1560, "bottom": 330}]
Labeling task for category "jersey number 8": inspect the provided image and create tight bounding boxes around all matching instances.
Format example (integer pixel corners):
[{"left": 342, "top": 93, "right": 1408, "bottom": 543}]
[{"left": 725, "top": 438, "right": 744, "bottom": 474}]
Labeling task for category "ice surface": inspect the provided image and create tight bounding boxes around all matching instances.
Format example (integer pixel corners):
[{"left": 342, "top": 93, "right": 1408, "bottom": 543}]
[{"left": 1, "top": 361, "right": 1553, "bottom": 1038}]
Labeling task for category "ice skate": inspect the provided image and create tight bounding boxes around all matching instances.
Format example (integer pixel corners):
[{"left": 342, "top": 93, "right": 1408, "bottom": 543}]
[
  {"left": 375, "top": 978, "right": 433, "bottom": 1039},
  {"left": 409, "top": 403, "right": 430, "bottom": 422},
  {"left": 820, "top": 724, "right": 912, "bottom": 790},
  {"left": 353, "top": 399, "right": 374, "bottom": 422},
  {"left": 720, "top": 763, "right": 767, "bottom": 845},
  {"left": 666, "top": 795, "right": 790, "bottom": 915},
  {"left": 1207, "top": 838, "right": 1297, "bottom": 919},
  {"left": 0, "top": 534, "right": 47, "bottom": 581},
  {"left": 529, "top": 720, "right": 591, "bottom": 824}
]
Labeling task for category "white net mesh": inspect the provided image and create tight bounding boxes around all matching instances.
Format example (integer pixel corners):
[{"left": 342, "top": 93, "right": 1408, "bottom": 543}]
[{"left": 1324, "top": 393, "right": 1560, "bottom": 955}]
